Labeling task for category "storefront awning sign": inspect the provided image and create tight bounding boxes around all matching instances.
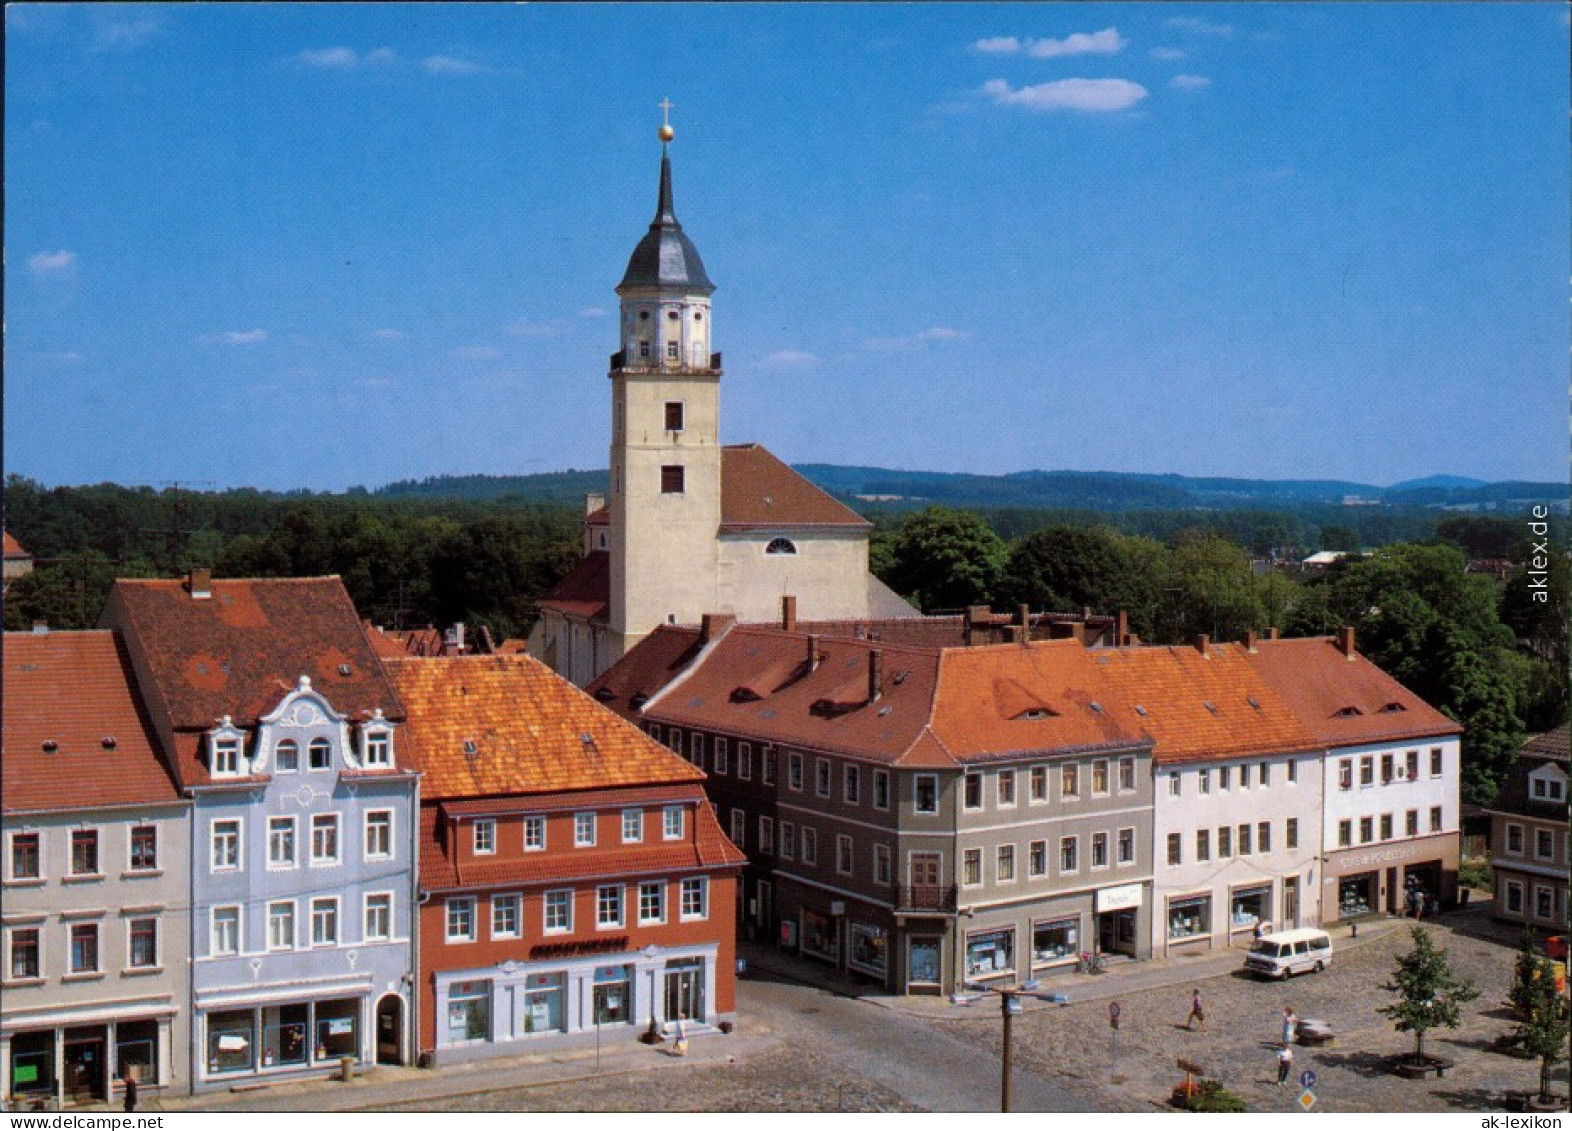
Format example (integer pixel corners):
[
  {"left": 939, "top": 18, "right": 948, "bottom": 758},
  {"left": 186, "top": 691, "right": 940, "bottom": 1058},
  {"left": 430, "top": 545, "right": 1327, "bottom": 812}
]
[{"left": 1097, "top": 883, "right": 1143, "bottom": 912}]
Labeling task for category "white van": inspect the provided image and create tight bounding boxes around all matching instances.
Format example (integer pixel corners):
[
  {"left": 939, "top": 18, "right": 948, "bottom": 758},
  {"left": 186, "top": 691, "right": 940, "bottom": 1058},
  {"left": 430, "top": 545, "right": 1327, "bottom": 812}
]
[{"left": 1244, "top": 928, "right": 1334, "bottom": 980}]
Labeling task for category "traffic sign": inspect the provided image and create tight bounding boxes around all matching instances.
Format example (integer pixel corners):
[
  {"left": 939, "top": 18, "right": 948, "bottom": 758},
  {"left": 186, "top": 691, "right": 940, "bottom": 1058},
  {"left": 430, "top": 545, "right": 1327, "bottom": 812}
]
[
  {"left": 1299, "top": 1069, "right": 1317, "bottom": 1090},
  {"left": 1298, "top": 1089, "right": 1316, "bottom": 1110}
]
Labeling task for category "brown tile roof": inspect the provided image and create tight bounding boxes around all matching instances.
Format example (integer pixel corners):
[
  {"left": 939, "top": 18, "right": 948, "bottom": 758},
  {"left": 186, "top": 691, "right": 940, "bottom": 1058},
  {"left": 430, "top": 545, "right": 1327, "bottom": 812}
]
[
  {"left": 1489, "top": 725, "right": 1571, "bottom": 816},
  {"left": 536, "top": 550, "right": 610, "bottom": 620},
  {"left": 383, "top": 654, "right": 706, "bottom": 801},
  {"left": 3, "top": 631, "right": 182, "bottom": 813},
  {"left": 1092, "top": 643, "right": 1319, "bottom": 763},
  {"left": 1522, "top": 723, "right": 1570, "bottom": 762},
  {"left": 930, "top": 642, "right": 1151, "bottom": 762},
  {"left": 586, "top": 506, "right": 609, "bottom": 527},
  {"left": 586, "top": 625, "right": 706, "bottom": 719},
  {"left": 720, "top": 444, "right": 870, "bottom": 530},
  {"left": 103, "top": 576, "right": 406, "bottom": 730},
  {"left": 3, "top": 531, "right": 29, "bottom": 560},
  {"left": 1245, "top": 636, "right": 1461, "bottom": 746}
]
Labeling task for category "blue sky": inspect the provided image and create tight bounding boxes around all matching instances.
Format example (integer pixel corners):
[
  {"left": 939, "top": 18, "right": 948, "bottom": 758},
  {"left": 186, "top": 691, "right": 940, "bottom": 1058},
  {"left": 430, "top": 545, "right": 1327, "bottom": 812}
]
[{"left": 6, "top": 3, "right": 1567, "bottom": 491}]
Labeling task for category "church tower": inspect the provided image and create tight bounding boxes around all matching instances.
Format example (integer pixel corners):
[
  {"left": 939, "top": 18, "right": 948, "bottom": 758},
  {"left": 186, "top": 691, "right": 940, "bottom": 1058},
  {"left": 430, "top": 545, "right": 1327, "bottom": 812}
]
[{"left": 607, "top": 111, "right": 722, "bottom": 660}]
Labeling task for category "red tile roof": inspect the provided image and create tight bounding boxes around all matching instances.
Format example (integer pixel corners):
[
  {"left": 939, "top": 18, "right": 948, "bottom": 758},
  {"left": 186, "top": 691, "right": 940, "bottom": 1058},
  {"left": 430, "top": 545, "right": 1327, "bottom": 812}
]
[
  {"left": 3, "top": 631, "right": 182, "bottom": 813},
  {"left": 536, "top": 550, "right": 610, "bottom": 620},
  {"left": 383, "top": 653, "right": 706, "bottom": 801},
  {"left": 1092, "top": 643, "right": 1319, "bottom": 763},
  {"left": 1245, "top": 636, "right": 1461, "bottom": 746},
  {"left": 102, "top": 576, "right": 409, "bottom": 787},
  {"left": 3, "top": 531, "right": 29, "bottom": 560},
  {"left": 720, "top": 444, "right": 870, "bottom": 529}
]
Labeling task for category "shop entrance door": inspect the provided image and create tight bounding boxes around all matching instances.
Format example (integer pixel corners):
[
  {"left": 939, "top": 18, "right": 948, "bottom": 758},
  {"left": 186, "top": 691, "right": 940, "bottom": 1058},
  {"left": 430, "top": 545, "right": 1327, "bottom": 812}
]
[
  {"left": 1097, "top": 909, "right": 1137, "bottom": 956},
  {"left": 63, "top": 1032, "right": 106, "bottom": 1103},
  {"left": 375, "top": 996, "right": 403, "bottom": 1065},
  {"left": 664, "top": 963, "right": 704, "bottom": 1023},
  {"left": 1283, "top": 877, "right": 1299, "bottom": 929}
]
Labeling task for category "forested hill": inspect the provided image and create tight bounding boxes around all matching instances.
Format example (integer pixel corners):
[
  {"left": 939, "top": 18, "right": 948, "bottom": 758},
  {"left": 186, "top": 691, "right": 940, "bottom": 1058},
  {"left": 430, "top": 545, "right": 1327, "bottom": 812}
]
[{"left": 378, "top": 466, "right": 1562, "bottom": 513}]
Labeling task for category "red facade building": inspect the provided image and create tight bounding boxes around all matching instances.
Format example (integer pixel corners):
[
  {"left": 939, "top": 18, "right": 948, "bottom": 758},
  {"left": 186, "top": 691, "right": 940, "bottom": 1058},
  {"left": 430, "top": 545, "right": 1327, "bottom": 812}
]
[{"left": 382, "top": 654, "right": 743, "bottom": 1063}]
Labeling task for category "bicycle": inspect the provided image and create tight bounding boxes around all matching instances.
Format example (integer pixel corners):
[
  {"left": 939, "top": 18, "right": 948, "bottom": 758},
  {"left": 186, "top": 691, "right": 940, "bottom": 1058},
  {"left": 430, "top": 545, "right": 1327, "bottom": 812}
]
[{"left": 1077, "top": 951, "right": 1108, "bottom": 974}]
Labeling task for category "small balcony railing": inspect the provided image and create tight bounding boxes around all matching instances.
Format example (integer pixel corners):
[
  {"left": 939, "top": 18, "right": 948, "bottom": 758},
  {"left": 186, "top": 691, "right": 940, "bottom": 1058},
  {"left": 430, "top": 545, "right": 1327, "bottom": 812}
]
[{"left": 895, "top": 883, "right": 957, "bottom": 914}]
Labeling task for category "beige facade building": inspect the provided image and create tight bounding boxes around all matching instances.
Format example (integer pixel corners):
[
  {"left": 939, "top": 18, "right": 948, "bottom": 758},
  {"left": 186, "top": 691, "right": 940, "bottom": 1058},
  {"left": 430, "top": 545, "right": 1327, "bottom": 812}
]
[{"left": 532, "top": 128, "right": 912, "bottom": 686}]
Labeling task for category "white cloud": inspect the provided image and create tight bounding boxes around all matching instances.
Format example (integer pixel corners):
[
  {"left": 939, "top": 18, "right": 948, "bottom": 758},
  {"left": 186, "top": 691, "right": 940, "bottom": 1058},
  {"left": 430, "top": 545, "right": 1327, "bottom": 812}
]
[
  {"left": 421, "top": 55, "right": 486, "bottom": 76},
  {"left": 1170, "top": 74, "right": 1211, "bottom": 90},
  {"left": 370, "top": 328, "right": 406, "bottom": 341},
  {"left": 1149, "top": 47, "right": 1186, "bottom": 61},
  {"left": 917, "top": 326, "right": 968, "bottom": 342},
  {"left": 1027, "top": 28, "right": 1126, "bottom": 58},
  {"left": 759, "top": 349, "right": 821, "bottom": 368},
  {"left": 577, "top": 307, "right": 608, "bottom": 319},
  {"left": 27, "top": 249, "right": 76, "bottom": 274},
  {"left": 91, "top": 14, "right": 159, "bottom": 52},
  {"left": 972, "top": 37, "right": 1022, "bottom": 54},
  {"left": 1165, "top": 17, "right": 1235, "bottom": 37},
  {"left": 504, "top": 318, "right": 564, "bottom": 338},
  {"left": 364, "top": 48, "right": 398, "bottom": 67},
  {"left": 201, "top": 329, "right": 267, "bottom": 345},
  {"left": 980, "top": 77, "right": 1148, "bottom": 113},
  {"left": 449, "top": 345, "right": 500, "bottom": 360},
  {"left": 861, "top": 327, "right": 970, "bottom": 352},
  {"left": 297, "top": 47, "right": 362, "bottom": 69}
]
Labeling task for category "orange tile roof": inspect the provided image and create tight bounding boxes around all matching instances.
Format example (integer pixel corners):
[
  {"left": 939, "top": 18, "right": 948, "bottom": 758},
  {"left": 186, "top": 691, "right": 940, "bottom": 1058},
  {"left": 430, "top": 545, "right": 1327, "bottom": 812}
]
[
  {"left": 720, "top": 444, "right": 871, "bottom": 529},
  {"left": 3, "top": 531, "right": 29, "bottom": 559},
  {"left": 930, "top": 642, "right": 1151, "bottom": 762},
  {"left": 3, "top": 631, "right": 182, "bottom": 812},
  {"left": 1091, "top": 642, "right": 1320, "bottom": 763},
  {"left": 1245, "top": 636, "right": 1461, "bottom": 745},
  {"left": 383, "top": 654, "right": 706, "bottom": 801}
]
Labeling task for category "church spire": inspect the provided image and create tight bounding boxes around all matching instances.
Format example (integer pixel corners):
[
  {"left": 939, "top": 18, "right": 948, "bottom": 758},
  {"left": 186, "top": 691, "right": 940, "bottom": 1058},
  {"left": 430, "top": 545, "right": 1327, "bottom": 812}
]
[{"left": 617, "top": 102, "right": 714, "bottom": 296}]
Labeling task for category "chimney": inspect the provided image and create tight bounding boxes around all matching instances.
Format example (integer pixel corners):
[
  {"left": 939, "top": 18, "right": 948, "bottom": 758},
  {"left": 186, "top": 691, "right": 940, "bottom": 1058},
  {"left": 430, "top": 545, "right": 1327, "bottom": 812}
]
[
  {"left": 700, "top": 613, "right": 735, "bottom": 645},
  {"left": 1267, "top": 627, "right": 1281, "bottom": 640},
  {"left": 1243, "top": 630, "right": 1258, "bottom": 653},
  {"left": 1018, "top": 605, "right": 1032, "bottom": 645},
  {"left": 1116, "top": 609, "right": 1130, "bottom": 647},
  {"left": 188, "top": 567, "right": 212, "bottom": 600},
  {"left": 1336, "top": 625, "right": 1356, "bottom": 659},
  {"left": 585, "top": 492, "right": 605, "bottom": 516},
  {"left": 868, "top": 648, "right": 884, "bottom": 703},
  {"left": 781, "top": 595, "right": 798, "bottom": 632},
  {"left": 807, "top": 634, "right": 822, "bottom": 673},
  {"left": 31, "top": 620, "right": 47, "bottom": 635},
  {"left": 1194, "top": 634, "right": 1211, "bottom": 658}
]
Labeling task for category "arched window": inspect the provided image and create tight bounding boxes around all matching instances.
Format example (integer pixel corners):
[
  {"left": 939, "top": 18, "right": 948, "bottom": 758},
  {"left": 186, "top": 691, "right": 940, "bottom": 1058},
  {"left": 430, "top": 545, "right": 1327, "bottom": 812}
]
[
  {"left": 765, "top": 538, "right": 797, "bottom": 556},
  {"left": 275, "top": 739, "right": 299, "bottom": 773},
  {"left": 308, "top": 737, "right": 332, "bottom": 771}
]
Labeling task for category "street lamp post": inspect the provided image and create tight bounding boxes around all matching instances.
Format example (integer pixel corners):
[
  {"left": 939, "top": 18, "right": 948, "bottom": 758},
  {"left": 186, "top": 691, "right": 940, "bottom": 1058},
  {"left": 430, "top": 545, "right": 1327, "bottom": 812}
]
[{"left": 964, "top": 982, "right": 1049, "bottom": 1112}]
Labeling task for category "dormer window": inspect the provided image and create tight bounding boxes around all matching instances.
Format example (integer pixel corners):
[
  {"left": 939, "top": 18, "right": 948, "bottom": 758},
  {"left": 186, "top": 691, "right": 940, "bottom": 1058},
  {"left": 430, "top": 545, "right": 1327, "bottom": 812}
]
[
  {"left": 364, "top": 732, "right": 390, "bottom": 768},
  {"left": 207, "top": 717, "right": 247, "bottom": 778},
  {"left": 359, "top": 711, "right": 394, "bottom": 769}
]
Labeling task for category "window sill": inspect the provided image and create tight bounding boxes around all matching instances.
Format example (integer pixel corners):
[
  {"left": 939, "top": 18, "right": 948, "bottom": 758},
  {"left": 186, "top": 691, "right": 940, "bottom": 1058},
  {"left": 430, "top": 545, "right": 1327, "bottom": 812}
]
[
  {"left": 62, "top": 874, "right": 106, "bottom": 885},
  {"left": 122, "top": 869, "right": 164, "bottom": 879},
  {"left": 63, "top": 971, "right": 106, "bottom": 983},
  {"left": 122, "top": 966, "right": 164, "bottom": 977},
  {"left": 2, "top": 976, "right": 45, "bottom": 988},
  {"left": 2, "top": 877, "right": 45, "bottom": 888}
]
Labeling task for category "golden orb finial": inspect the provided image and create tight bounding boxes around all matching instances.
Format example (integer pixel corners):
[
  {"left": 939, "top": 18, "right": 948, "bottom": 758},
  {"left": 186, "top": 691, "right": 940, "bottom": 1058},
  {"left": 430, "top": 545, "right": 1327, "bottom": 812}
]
[{"left": 658, "top": 97, "right": 675, "bottom": 142}]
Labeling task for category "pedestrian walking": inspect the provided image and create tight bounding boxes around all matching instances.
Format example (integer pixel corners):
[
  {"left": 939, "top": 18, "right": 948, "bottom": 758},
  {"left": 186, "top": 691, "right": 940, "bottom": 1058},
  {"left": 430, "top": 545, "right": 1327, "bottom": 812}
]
[
  {"left": 1282, "top": 1006, "right": 1298, "bottom": 1046},
  {"left": 1276, "top": 1043, "right": 1294, "bottom": 1086},
  {"left": 672, "top": 1016, "right": 689, "bottom": 1057},
  {"left": 121, "top": 1071, "right": 138, "bottom": 1113},
  {"left": 1185, "top": 989, "right": 1206, "bottom": 1032}
]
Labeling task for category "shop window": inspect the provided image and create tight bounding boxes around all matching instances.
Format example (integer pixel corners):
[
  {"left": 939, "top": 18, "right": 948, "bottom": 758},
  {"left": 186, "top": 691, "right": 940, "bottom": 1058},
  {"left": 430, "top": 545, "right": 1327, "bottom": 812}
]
[
  {"left": 966, "top": 927, "right": 1015, "bottom": 979},
  {"left": 10, "top": 831, "right": 41, "bottom": 880},
  {"left": 594, "top": 965, "right": 633, "bottom": 1025},
  {"left": 130, "top": 825, "right": 158, "bottom": 871},
  {"left": 849, "top": 924, "right": 889, "bottom": 976},
  {"left": 315, "top": 998, "right": 358, "bottom": 1061},
  {"left": 1339, "top": 874, "right": 1376, "bottom": 917},
  {"left": 115, "top": 1019, "right": 158, "bottom": 1084},
  {"left": 1231, "top": 887, "right": 1270, "bottom": 931},
  {"left": 208, "top": 1009, "right": 256, "bottom": 1074},
  {"left": 447, "top": 981, "right": 492, "bottom": 1044},
  {"left": 262, "top": 1003, "right": 309, "bottom": 1067},
  {"left": 1032, "top": 918, "right": 1079, "bottom": 966},
  {"left": 1168, "top": 896, "right": 1210, "bottom": 940}
]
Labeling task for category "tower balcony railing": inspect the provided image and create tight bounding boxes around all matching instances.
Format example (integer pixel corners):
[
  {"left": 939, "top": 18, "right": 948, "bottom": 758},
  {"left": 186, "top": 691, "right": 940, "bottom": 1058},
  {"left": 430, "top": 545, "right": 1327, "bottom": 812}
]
[{"left": 609, "top": 351, "right": 723, "bottom": 375}]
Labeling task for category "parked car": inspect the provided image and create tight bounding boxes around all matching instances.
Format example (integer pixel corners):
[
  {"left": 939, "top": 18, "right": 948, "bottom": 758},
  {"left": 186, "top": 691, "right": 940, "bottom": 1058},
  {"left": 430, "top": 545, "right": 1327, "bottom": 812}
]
[{"left": 1243, "top": 928, "right": 1335, "bottom": 980}]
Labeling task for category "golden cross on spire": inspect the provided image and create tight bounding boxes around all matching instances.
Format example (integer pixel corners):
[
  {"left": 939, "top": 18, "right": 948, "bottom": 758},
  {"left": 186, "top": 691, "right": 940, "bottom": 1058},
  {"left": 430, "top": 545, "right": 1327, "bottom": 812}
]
[{"left": 659, "top": 97, "right": 674, "bottom": 127}]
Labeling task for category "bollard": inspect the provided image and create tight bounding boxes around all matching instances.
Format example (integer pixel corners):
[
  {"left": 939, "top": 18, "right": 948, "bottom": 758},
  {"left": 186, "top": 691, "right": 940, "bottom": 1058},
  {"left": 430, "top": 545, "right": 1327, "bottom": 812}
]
[{"left": 339, "top": 1055, "right": 355, "bottom": 1082}]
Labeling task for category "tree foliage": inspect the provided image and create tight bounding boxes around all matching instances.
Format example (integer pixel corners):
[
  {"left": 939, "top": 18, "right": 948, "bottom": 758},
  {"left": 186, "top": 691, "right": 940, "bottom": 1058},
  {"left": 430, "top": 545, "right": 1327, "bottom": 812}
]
[
  {"left": 882, "top": 507, "right": 1006, "bottom": 613},
  {"left": 1505, "top": 933, "right": 1572, "bottom": 1102},
  {"left": 1378, "top": 927, "right": 1480, "bottom": 1063}
]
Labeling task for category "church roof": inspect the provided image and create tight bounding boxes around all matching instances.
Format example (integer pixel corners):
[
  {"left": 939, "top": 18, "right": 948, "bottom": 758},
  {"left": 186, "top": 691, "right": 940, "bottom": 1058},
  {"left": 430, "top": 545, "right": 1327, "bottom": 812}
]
[
  {"left": 719, "top": 445, "right": 872, "bottom": 530},
  {"left": 536, "top": 550, "right": 610, "bottom": 621},
  {"left": 617, "top": 146, "right": 714, "bottom": 295}
]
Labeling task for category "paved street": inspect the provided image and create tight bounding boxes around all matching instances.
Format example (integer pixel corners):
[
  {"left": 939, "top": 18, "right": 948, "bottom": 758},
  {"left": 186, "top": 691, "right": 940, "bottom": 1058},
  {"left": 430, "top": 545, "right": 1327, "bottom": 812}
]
[{"left": 144, "top": 904, "right": 1561, "bottom": 1114}]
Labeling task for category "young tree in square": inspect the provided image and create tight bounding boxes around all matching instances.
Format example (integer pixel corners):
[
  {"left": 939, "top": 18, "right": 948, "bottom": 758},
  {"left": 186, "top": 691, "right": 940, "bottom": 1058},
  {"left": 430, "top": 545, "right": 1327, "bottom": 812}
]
[
  {"left": 1378, "top": 927, "right": 1480, "bottom": 1064},
  {"left": 1506, "top": 932, "right": 1571, "bottom": 1104}
]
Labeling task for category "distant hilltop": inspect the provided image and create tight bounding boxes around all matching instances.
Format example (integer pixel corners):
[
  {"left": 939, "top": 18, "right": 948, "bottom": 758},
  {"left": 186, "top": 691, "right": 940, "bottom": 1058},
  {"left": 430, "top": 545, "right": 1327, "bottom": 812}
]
[{"left": 374, "top": 466, "right": 1566, "bottom": 514}]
